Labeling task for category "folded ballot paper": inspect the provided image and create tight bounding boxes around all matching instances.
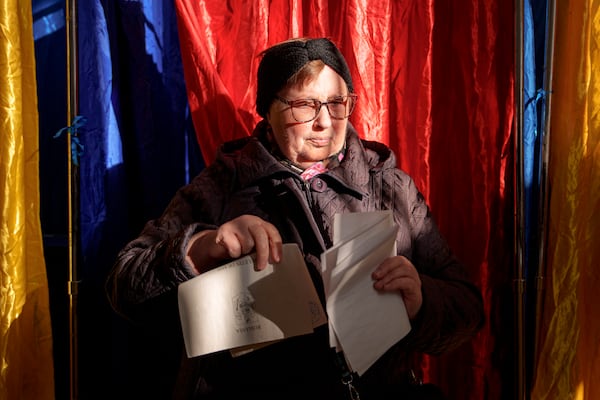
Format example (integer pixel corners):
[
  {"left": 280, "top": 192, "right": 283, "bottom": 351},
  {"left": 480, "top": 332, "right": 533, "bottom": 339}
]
[
  {"left": 178, "top": 243, "right": 327, "bottom": 358},
  {"left": 321, "top": 210, "right": 411, "bottom": 376}
]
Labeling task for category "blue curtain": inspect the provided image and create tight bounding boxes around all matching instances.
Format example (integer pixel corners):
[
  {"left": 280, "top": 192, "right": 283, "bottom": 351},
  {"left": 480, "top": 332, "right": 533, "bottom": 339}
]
[
  {"left": 76, "top": 1, "right": 201, "bottom": 398},
  {"left": 523, "top": 0, "right": 550, "bottom": 394}
]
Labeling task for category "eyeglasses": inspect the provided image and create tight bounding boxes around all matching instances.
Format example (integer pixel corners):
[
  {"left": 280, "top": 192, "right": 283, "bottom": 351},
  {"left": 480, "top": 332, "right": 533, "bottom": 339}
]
[{"left": 275, "top": 94, "right": 358, "bottom": 123}]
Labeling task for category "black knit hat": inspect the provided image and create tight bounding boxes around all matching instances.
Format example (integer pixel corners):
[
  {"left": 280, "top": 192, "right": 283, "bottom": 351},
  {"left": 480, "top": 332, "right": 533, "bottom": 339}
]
[{"left": 256, "top": 38, "right": 354, "bottom": 118}]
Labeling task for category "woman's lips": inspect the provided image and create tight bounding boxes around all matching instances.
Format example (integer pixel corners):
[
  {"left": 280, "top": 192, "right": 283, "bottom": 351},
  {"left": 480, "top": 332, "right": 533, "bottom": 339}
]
[{"left": 308, "top": 137, "right": 331, "bottom": 147}]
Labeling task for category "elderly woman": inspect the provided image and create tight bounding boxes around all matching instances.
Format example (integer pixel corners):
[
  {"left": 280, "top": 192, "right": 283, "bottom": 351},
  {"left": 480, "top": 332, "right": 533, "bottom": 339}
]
[{"left": 106, "top": 37, "right": 484, "bottom": 400}]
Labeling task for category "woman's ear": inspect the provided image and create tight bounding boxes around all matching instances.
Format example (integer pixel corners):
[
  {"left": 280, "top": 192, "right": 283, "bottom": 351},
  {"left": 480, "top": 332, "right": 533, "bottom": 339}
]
[
  {"left": 265, "top": 115, "right": 273, "bottom": 137},
  {"left": 265, "top": 123, "right": 273, "bottom": 142}
]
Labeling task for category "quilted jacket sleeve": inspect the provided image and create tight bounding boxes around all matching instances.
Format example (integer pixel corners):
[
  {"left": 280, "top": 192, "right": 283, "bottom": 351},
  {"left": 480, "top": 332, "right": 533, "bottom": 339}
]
[
  {"left": 390, "top": 170, "right": 485, "bottom": 356},
  {"left": 105, "top": 163, "right": 228, "bottom": 325}
]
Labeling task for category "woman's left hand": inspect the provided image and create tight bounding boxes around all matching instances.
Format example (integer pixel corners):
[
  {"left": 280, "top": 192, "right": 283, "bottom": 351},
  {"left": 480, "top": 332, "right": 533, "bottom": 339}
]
[{"left": 372, "top": 256, "right": 423, "bottom": 319}]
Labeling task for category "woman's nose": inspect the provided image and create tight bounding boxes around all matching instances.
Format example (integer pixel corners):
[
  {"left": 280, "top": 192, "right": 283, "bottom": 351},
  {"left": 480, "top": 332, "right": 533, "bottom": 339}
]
[{"left": 313, "top": 104, "right": 333, "bottom": 128}]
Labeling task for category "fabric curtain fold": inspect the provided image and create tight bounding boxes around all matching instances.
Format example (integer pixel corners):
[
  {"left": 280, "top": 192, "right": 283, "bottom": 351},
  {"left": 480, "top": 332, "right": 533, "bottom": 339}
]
[
  {"left": 0, "top": 1, "right": 55, "bottom": 398},
  {"left": 531, "top": 1, "right": 600, "bottom": 399}
]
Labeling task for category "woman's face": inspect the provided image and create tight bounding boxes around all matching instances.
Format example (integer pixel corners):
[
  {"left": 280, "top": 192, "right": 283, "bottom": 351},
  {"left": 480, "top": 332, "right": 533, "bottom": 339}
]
[{"left": 266, "top": 66, "right": 350, "bottom": 169}]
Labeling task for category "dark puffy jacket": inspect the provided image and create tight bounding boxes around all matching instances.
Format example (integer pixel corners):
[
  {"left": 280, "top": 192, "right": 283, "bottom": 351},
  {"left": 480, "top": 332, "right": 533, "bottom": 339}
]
[{"left": 106, "top": 122, "right": 484, "bottom": 399}]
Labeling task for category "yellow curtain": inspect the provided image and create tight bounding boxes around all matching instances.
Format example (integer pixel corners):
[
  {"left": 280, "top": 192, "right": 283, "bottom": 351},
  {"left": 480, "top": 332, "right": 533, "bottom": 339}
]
[
  {"left": 531, "top": 1, "right": 600, "bottom": 400},
  {"left": 0, "top": 1, "right": 55, "bottom": 399}
]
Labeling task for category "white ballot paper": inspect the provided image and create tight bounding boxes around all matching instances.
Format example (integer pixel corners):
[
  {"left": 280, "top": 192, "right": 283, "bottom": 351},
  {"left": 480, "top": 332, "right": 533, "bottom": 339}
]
[
  {"left": 320, "top": 210, "right": 411, "bottom": 376},
  {"left": 178, "top": 243, "right": 327, "bottom": 358}
]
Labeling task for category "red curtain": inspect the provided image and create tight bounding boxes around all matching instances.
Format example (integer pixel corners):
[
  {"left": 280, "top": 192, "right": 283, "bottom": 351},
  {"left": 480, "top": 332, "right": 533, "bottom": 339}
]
[{"left": 174, "top": 1, "right": 515, "bottom": 399}]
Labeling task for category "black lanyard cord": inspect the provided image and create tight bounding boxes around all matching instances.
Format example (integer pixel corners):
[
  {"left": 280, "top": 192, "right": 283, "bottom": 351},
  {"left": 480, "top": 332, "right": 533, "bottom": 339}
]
[{"left": 333, "top": 350, "right": 361, "bottom": 400}]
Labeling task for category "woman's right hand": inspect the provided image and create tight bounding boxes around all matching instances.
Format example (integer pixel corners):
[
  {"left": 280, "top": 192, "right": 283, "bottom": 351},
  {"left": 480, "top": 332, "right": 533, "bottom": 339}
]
[{"left": 186, "top": 215, "right": 283, "bottom": 274}]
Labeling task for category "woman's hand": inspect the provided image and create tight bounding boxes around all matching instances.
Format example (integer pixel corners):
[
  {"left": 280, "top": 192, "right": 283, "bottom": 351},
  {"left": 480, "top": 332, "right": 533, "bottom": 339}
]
[
  {"left": 186, "top": 215, "right": 282, "bottom": 274},
  {"left": 372, "top": 256, "right": 423, "bottom": 319}
]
